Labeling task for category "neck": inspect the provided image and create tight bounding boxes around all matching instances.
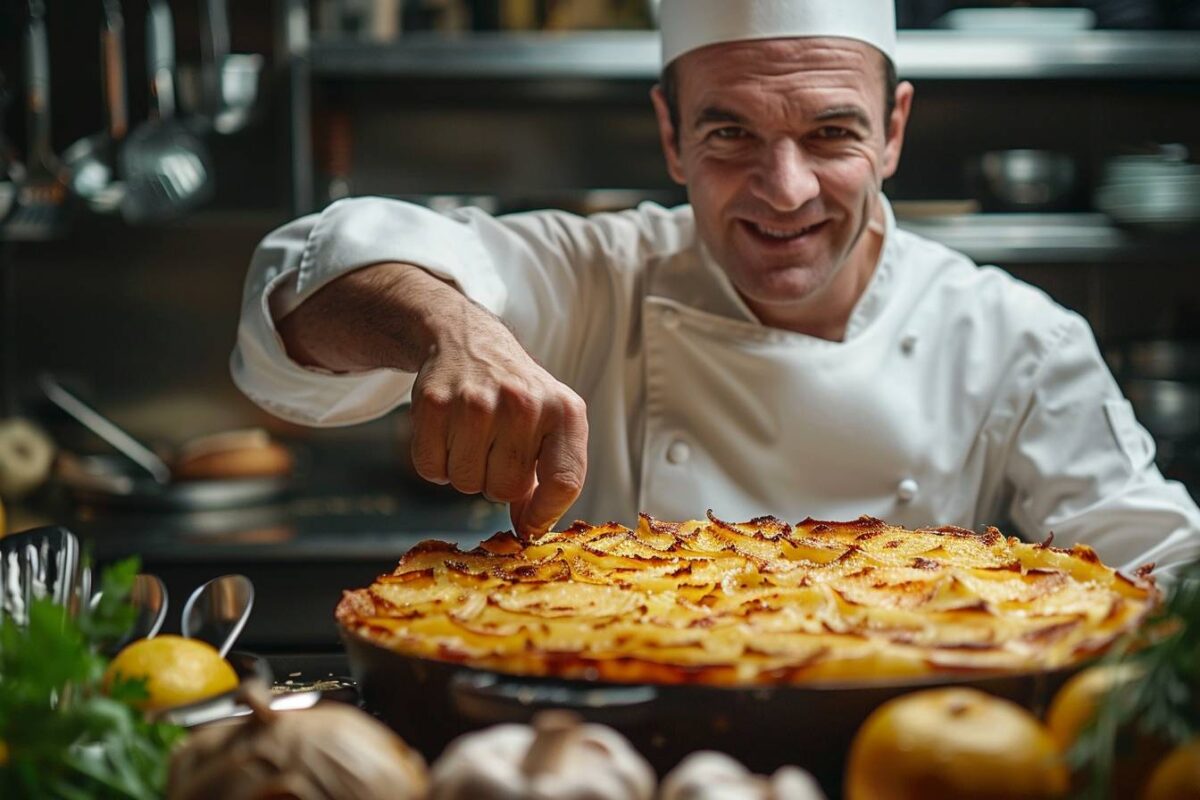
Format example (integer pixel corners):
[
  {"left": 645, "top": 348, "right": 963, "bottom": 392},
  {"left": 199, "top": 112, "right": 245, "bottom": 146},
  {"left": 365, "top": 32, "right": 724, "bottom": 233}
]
[{"left": 744, "top": 198, "right": 886, "bottom": 341}]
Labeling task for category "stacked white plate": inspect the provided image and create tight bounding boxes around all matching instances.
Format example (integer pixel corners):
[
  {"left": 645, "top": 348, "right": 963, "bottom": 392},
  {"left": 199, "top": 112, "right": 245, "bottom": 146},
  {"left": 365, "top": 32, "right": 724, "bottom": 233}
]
[{"left": 1094, "top": 148, "right": 1200, "bottom": 232}]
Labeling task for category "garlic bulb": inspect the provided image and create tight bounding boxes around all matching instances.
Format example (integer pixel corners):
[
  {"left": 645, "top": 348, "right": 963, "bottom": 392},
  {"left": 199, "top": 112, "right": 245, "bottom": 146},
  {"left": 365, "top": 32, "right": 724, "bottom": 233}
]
[
  {"left": 167, "top": 681, "right": 427, "bottom": 800},
  {"left": 429, "top": 710, "right": 656, "bottom": 800},
  {"left": 659, "top": 751, "right": 826, "bottom": 800}
]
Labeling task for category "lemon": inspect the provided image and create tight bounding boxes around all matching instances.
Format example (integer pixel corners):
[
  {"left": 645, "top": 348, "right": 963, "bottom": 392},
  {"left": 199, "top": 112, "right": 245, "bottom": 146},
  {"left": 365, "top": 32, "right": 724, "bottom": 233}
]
[
  {"left": 104, "top": 635, "right": 239, "bottom": 711},
  {"left": 845, "top": 687, "right": 1068, "bottom": 800},
  {"left": 1142, "top": 738, "right": 1200, "bottom": 800}
]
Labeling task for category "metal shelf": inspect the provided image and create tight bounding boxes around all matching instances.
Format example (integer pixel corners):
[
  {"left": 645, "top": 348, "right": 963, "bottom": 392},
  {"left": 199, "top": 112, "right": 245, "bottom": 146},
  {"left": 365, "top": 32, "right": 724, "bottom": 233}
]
[
  {"left": 306, "top": 30, "right": 1200, "bottom": 81},
  {"left": 897, "top": 213, "right": 1198, "bottom": 264}
]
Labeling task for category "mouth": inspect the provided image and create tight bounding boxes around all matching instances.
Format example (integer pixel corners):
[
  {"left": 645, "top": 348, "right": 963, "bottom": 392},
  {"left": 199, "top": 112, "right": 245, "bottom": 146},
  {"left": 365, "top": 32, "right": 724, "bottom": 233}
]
[{"left": 741, "top": 219, "right": 828, "bottom": 245}]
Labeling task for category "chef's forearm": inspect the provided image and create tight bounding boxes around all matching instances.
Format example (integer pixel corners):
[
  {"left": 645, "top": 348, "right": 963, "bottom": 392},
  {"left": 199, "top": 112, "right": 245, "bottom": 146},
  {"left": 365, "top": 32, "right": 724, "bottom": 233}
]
[{"left": 277, "top": 262, "right": 469, "bottom": 374}]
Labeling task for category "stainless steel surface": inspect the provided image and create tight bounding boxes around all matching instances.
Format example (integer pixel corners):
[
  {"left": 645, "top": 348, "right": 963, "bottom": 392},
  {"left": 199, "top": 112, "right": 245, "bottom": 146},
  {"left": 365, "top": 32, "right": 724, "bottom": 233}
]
[
  {"left": 159, "top": 688, "right": 322, "bottom": 728},
  {"left": 974, "top": 150, "right": 1076, "bottom": 212},
  {"left": 305, "top": 30, "right": 1200, "bottom": 80},
  {"left": 41, "top": 374, "right": 173, "bottom": 484},
  {"left": 181, "top": 574, "right": 254, "bottom": 658},
  {"left": 896, "top": 213, "right": 1195, "bottom": 265},
  {"left": 0, "top": 525, "right": 81, "bottom": 625},
  {"left": 93, "top": 572, "right": 169, "bottom": 654},
  {"left": 120, "top": 0, "right": 215, "bottom": 224},
  {"left": 63, "top": 0, "right": 128, "bottom": 214}
]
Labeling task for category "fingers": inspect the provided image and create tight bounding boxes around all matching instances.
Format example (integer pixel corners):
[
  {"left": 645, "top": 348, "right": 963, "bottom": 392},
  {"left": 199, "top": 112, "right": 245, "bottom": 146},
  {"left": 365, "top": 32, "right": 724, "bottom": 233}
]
[
  {"left": 445, "top": 390, "right": 496, "bottom": 494},
  {"left": 409, "top": 374, "right": 451, "bottom": 485},
  {"left": 517, "top": 395, "right": 588, "bottom": 540}
]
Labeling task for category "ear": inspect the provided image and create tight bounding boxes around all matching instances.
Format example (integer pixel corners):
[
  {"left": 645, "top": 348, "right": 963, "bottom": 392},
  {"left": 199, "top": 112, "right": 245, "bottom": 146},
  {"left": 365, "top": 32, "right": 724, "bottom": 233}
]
[
  {"left": 881, "top": 80, "right": 914, "bottom": 181},
  {"left": 650, "top": 85, "right": 687, "bottom": 186}
]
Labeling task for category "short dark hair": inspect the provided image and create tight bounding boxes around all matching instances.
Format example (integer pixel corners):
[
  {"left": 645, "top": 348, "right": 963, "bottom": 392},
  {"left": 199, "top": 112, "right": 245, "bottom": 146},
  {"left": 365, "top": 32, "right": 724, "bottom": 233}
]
[{"left": 660, "top": 52, "right": 898, "bottom": 145}]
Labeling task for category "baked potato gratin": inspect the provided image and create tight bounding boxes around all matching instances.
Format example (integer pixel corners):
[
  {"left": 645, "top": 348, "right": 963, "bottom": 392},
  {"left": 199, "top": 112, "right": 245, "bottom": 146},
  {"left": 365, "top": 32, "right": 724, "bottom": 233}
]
[{"left": 336, "top": 513, "right": 1158, "bottom": 684}]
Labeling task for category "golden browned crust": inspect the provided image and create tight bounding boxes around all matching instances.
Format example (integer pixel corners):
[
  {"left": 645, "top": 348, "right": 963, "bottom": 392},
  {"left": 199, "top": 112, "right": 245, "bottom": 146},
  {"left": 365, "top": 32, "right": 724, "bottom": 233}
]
[{"left": 337, "top": 513, "right": 1158, "bottom": 685}]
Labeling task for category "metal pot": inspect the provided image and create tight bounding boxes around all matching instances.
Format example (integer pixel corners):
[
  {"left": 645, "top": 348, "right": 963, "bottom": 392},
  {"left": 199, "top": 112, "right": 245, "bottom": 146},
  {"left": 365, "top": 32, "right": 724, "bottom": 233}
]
[
  {"left": 1122, "top": 379, "right": 1200, "bottom": 441},
  {"left": 341, "top": 626, "right": 1083, "bottom": 794},
  {"left": 971, "top": 150, "right": 1077, "bottom": 212}
]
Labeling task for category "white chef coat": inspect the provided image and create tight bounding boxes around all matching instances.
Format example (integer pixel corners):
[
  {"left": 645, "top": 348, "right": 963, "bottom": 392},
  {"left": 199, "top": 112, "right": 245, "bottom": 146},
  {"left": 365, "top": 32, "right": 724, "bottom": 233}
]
[{"left": 232, "top": 195, "right": 1200, "bottom": 578}]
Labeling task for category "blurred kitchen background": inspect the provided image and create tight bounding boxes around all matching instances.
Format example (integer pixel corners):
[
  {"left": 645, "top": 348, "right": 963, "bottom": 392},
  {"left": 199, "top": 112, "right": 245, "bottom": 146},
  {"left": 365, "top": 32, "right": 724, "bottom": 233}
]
[{"left": 0, "top": 0, "right": 1198, "bottom": 649}]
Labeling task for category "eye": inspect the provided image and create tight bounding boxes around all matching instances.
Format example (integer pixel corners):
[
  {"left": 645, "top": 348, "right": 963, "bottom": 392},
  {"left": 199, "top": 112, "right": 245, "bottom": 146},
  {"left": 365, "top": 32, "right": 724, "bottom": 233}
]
[
  {"left": 709, "top": 126, "right": 748, "bottom": 141},
  {"left": 815, "top": 126, "right": 855, "bottom": 140}
]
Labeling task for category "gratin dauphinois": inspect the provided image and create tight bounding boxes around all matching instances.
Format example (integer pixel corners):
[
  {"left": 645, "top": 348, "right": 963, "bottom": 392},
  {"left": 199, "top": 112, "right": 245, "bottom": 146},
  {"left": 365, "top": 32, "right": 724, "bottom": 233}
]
[{"left": 336, "top": 513, "right": 1158, "bottom": 684}]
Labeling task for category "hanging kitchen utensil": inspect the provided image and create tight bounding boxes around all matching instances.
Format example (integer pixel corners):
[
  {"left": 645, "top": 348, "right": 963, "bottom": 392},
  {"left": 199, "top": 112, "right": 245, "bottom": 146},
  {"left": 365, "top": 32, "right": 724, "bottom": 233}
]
[
  {"left": 200, "top": 0, "right": 263, "bottom": 134},
  {"left": 0, "top": 70, "right": 20, "bottom": 227},
  {"left": 120, "top": 0, "right": 214, "bottom": 224},
  {"left": 39, "top": 373, "right": 173, "bottom": 485},
  {"left": 6, "top": 0, "right": 69, "bottom": 241},
  {"left": 63, "top": 0, "right": 129, "bottom": 214}
]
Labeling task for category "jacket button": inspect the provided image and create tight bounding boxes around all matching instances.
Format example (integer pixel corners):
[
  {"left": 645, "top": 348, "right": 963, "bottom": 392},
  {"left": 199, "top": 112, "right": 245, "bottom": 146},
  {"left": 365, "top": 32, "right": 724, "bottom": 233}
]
[
  {"left": 897, "top": 478, "right": 919, "bottom": 502},
  {"left": 661, "top": 308, "right": 681, "bottom": 330},
  {"left": 900, "top": 334, "right": 917, "bottom": 355},
  {"left": 666, "top": 439, "right": 691, "bottom": 465}
]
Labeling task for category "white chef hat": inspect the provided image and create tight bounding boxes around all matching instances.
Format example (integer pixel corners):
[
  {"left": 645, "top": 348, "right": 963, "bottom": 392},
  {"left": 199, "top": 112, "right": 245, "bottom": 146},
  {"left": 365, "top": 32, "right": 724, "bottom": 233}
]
[{"left": 660, "top": 0, "right": 897, "bottom": 67}]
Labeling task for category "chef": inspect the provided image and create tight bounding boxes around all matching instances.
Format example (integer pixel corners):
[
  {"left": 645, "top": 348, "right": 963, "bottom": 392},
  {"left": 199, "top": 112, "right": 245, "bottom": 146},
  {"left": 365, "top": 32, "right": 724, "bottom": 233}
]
[{"left": 233, "top": 0, "right": 1200, "bottom": 577}]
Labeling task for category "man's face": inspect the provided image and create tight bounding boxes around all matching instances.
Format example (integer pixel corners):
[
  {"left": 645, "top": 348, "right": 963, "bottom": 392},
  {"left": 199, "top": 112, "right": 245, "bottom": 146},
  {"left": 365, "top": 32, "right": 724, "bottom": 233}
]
[{"left": 652, "top": 38, "right": 912, "bottom": 321}]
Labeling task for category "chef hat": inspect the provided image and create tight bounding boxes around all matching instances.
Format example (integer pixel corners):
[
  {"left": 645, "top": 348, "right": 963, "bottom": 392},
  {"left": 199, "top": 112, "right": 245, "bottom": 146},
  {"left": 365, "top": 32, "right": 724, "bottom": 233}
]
[{"left": 660, "top": 0, "right": 897, "bottom": 67}]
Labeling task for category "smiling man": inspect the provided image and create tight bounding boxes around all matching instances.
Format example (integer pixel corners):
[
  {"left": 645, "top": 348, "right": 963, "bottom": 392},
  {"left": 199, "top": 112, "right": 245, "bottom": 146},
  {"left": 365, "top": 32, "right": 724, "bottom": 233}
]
[{"left": 233, "top": 0, "right": 1199, "bottom": 577}]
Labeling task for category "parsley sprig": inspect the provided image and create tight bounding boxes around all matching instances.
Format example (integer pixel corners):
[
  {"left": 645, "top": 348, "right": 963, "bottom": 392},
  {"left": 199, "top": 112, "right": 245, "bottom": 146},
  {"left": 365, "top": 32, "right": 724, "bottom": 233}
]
[
  {"left": 0, "top": 558, "right": 185, "bottom": 799},
  {"left": 1070, "top": 561, "right": 1200, "bottom": 798}
]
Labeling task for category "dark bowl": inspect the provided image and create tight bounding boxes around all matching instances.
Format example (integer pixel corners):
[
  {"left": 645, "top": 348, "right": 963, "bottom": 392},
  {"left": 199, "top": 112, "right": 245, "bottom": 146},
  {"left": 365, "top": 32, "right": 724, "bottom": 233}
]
[{"left": 341, "top": 626, "right": 1084, "bottom": 794}]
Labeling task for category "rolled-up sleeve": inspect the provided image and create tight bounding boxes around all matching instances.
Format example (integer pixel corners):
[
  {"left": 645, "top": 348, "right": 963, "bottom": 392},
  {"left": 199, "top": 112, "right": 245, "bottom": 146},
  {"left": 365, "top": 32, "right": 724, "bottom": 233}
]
[
  {"left": 231, "top": 197, "right": 691, "bottom": 427},
  {"left": 1005, "top": 315, "right": 1200, "bottom": 579}
]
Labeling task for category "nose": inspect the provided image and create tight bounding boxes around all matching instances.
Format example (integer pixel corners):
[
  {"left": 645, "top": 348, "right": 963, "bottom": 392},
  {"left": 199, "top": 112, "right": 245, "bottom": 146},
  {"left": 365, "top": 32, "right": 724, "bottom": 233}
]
[{"left": 749, "top": 139, "right": 820, "bottom": 213}]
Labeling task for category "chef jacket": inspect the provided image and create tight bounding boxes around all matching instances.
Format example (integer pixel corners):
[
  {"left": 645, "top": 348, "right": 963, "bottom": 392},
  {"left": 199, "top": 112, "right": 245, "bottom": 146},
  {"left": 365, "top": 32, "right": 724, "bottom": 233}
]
[{"left": 233, "top": 195, "right": 1200, "bottom": 578}]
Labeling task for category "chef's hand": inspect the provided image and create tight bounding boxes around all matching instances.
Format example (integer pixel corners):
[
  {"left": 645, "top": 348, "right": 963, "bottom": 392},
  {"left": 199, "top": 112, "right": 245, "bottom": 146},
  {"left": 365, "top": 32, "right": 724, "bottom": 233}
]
[
  {"left": 410, "top": 303, "right": 588, "bottom": 541},
  {"left": 278, "top": 262, "right": 588, "bottom": 540}
]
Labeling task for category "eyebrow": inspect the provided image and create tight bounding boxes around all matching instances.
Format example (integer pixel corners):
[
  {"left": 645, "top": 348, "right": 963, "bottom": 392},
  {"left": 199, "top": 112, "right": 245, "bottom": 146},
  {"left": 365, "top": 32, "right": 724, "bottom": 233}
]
[
  {"left": 692, "top": 106, "right": 747, "bottom": 131},
  {"left": 814, "top": 106, "right": 872, "bottom": 131},
  {"left": 691, "top": 103, "right": 873, "bottom": 133}
]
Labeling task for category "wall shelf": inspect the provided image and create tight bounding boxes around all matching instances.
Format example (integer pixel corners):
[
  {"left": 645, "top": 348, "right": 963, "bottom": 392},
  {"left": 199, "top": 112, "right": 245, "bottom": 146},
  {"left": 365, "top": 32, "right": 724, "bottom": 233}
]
[{"left": 305, "top": 30, "right": 1200, "bottom": 81}]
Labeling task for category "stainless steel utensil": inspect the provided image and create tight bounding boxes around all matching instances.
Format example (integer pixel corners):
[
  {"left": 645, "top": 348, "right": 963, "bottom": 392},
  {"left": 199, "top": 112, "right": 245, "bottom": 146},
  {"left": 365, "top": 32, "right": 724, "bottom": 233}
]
[
  {"left": 159, "top": 687, "right": 323, "bottom": 728},
  {"left": 200, "top": 0, "right": 263, "bottom": 134},
  {"left": 64, "top": 0, "right": 129, "bottom": 214},
  {"left": 0, "top": 70, "right": 19, "bottom": 227},
  {"left": 182, "top": 574, "right": 254, "bottom": 658},
  {"left": 1123, "top": 379, "right": 1200, "bottom": 440},
  {"left": 91, "top": 572, "right": 169, "bottom": 654},
  {"left": 40, "top": 373, "right": 172, "bottom": 484},
  {"left": 973, "top": 150, "right": 1077, "bottom": 212},
  {"left": 6, "top": 0, "right": 69, "bottom": 241},
  {"left": 0, "top": 525, "right": 81, "bottom": 626},
  {"left": 120, "top": 0, "right": 214, "bottom": 223}
]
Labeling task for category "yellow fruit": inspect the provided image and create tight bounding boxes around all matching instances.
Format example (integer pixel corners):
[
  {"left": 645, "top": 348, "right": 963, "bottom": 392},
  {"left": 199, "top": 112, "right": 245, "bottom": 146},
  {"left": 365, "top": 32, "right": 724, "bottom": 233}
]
[
  {"left": 104, "top": 635, "right": 239, "bottom": 711},
  {"left": 845, "top": 687, "right": 1068, "bottom": 800},
  {"left": 1047, "top": 662, "right": 1167, "bottom": 796},
  {"left": 1142, "top": 739, "right": 1200, "bottom": 800},
  {"left": 1046, "top": 662, "right": 1144, "bottom": 751}
]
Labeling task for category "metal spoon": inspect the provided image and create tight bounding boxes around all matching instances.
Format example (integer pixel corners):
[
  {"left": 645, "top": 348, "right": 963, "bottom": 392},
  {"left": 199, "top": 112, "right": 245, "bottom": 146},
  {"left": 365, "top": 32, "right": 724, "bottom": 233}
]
[
  {"left": 200, "top": 0, "right": 263, "bottom": 134},
  {"left": 181, "top": 574, "right": 253, "bottom": 658},
  {"left": 91, "top": 572, "right": 169, "bottom": 654},
  {"left": 64, "top": 0, "right": 129, "bottom": 214},
  {"left": 120, "top": 0, "right": 214, "bottom": 224},
  {"left": 39, "top": 373, "right": 172, "bottom": 485}
]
